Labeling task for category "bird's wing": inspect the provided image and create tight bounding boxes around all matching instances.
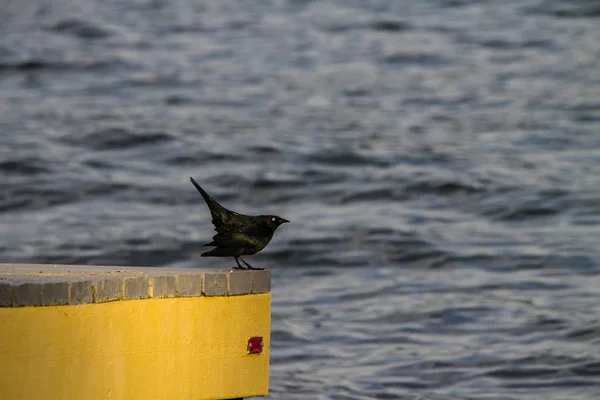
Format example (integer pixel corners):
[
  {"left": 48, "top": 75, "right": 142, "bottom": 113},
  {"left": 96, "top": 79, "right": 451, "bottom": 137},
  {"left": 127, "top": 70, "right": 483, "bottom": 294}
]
[
  {"left": 190, "top": 177, "right": 246, "bottom": 233},
  {"left": 209, "top": 209, "right": 248, "bottom": 234},
  {"left": 209, "top": 231, "right": 255, "bottom": 248}
]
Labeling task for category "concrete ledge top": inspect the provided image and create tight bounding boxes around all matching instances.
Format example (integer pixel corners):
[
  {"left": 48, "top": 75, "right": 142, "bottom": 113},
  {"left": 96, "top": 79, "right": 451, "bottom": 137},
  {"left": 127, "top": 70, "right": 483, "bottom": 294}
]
[{"left": 0, "top": 263, "right": 271, "bottom": 307}]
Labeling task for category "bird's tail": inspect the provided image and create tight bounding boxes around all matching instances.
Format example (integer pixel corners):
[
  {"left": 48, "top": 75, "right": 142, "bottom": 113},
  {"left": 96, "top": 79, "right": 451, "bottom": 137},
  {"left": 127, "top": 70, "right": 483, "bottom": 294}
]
[
  {"left": 201, "top": 247, "right": 232, "bottom": 257},
  {"left": 190, "top": 177, "right": 226, "bottom": 211}
]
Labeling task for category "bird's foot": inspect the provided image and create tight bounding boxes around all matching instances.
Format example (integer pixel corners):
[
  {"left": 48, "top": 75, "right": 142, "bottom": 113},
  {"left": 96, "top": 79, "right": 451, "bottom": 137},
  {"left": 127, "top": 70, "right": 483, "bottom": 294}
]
[
  {"left": 232, "top": 266, "right": 247, "bottom": 271},
  {"left": 238, "top": 256, "right": 262, "bottom": 270}
]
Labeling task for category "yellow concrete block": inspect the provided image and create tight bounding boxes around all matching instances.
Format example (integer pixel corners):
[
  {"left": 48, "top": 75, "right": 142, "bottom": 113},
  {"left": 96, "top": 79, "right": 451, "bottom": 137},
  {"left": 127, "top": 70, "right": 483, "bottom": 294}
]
[{"left": 0, "top": 294, "right": 271, "bottom": 400}]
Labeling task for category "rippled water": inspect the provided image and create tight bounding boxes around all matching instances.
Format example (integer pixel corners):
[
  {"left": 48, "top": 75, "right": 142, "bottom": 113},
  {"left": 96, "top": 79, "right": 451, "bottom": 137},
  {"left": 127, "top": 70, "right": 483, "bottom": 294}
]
[{"left": 2, "top": 0, "right": 600, "bottom": 398}]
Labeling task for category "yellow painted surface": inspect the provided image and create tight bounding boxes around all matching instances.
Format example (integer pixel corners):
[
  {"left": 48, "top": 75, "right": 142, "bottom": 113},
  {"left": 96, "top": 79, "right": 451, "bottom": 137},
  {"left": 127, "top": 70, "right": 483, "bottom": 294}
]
[{"left": 0, "top": 294, "right": 270, "bottom": 400}]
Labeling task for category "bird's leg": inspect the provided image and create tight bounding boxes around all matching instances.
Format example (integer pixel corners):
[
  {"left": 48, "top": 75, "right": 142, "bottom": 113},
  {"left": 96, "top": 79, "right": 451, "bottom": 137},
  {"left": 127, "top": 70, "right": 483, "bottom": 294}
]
[
  {"left": 239, "top": 256, "right": 264, "bottom": 271},
  {"left": 233, "top": 257, "right": 246, "bottom": 270}
]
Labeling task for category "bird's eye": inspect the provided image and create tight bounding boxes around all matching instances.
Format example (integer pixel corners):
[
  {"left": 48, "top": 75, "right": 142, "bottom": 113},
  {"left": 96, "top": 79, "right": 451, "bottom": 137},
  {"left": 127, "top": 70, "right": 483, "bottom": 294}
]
[{"left": 271, "top": 217, "right": 276, "bottom": 222}]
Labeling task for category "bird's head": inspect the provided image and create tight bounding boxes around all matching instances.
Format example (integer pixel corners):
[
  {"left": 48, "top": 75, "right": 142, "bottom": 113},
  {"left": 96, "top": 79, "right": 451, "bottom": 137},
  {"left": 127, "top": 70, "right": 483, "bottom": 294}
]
[{"left": 265, "top": 215, "right": 289, "bottom": 230}]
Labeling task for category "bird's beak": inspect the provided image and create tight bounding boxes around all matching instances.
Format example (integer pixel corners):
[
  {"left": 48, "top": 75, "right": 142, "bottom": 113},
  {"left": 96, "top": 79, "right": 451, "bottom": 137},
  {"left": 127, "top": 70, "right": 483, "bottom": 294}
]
[{"left": 280, "top": 218, "right": 290, "bottom": 224}]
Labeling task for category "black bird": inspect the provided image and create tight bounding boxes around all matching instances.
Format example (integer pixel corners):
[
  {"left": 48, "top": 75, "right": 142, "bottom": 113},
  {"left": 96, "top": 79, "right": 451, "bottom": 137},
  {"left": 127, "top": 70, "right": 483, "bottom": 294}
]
[{"left": 190, "top": 177, "right": 289, "bottom": 270}]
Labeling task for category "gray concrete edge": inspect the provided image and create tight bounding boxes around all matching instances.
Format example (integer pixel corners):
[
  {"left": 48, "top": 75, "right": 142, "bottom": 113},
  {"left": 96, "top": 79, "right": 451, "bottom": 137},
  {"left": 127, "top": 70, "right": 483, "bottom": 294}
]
[{"left": 0, "top": 264, "right": 271, "bottom": 307}]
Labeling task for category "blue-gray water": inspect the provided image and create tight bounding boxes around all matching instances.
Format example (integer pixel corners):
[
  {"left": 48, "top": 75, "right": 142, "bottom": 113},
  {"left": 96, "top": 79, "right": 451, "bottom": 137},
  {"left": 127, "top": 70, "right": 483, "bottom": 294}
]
[{"left": 2, "top": 0, "right": 600, "bottom": 398}]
